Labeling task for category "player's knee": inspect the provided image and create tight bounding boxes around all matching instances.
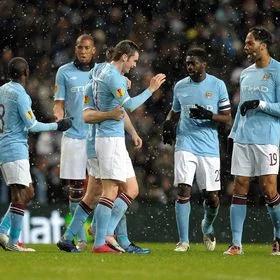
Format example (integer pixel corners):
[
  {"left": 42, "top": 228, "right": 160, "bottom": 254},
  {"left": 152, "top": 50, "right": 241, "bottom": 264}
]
[
  {"left": 25, "top": 185, "right": 35, "bottom": 203},
  {"left": 102, "top": 185, "right": 119, "bottom": 201},
  {"left": 177, "top": 184, "right": 191, "bottom": 199},
  {"left": 84, "top": 188, "right": 101, "bottom": 205},
  {"left": 260, "top": 176, "right": 277, "bottom": 190},
  {"left": 264, "top": 192, "right": 280, "bottom": 208},
  {"left": 93, "top": 185, "right": 102, "bottom": 198},
  {"left": 127, "top": 188, "right": 138, "bottom": 200},
  {"left": 121, "top": 179, "right": 139, "bottom": 199},
  {"left": 10, "top": 185, "right": 28, "bottom": 204},
  {"left": 204, "top": 191, "right": 219, "bottom": 208},
  {"left": 233, "top": 176, "right": 249, "bottom": 195},
  {"left": 68, "top": 180, "right": 85, "bottom": 202},
  {"left": 263, "top": 189, "right": 278, "bottom": 201}
]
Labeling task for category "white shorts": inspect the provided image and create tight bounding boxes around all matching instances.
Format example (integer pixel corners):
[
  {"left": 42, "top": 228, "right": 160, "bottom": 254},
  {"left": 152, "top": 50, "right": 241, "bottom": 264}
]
[
  {"left": 231, "top": 143, "right": 279, "bottom": 176},
  {"left": 60, "top": 135, "right": 87, "bottom": 180},
  {"left": 0, "top": 159, "right": 32, "bottom": 187},
  {"left": 87, "top": 157, "right": 100, "bottom": 178},
  {"left": 174, "top": 151, "right": 221, "bottom": 191},
  {"left": 95, "top": 137, "right": 135, "bottom": 182}
]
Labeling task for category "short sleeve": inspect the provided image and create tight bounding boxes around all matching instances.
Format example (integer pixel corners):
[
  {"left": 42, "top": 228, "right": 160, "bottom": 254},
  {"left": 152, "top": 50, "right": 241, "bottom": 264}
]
[
  {"left": 218, "top": 80, "right": 231, "bottom": 111},
  {"left": 83, "top": 81, "right": 96, "bottom": 111},
  {"left": 108, "top": 73, "right": 130, "bottom": 106},
  {"left": 172, "top": 84, "right": 181, "bottom": 113},
  {"left": 276, "top": 67, "right": 280, "bottom": 102},
  {"left": 17, "top": 93, "right": 37, "bottom": 129},
  {"left": 54, "top": 67, "right": 66, "bottom": 101}
]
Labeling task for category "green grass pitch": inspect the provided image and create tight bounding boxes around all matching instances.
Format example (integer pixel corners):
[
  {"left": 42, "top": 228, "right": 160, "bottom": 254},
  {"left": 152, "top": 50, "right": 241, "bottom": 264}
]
[{"left": 0, "top": 243, "right": 278, "bottom": 280}]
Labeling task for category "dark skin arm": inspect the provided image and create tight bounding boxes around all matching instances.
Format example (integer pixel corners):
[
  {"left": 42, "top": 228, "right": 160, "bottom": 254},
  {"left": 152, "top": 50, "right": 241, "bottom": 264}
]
[
  {"left": 212, "top": 109, "right": 232, "bottom": 125},
  {"left": 162, "top": 110, "right": 180, "bottom": 145},
  {"left": 166, "top": 110, "right": 180, "bottom": 123},
  {"left": 167, "top": 108, "right": 231, "bottom": 125},
  {"left": 190, "top": 104, "right": 232, "bottom": 125}
]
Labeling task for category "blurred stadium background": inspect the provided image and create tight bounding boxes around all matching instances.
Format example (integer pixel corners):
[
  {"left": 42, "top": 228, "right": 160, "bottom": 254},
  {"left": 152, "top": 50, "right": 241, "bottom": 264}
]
[{"left": 0, "top": 0, "right": 279, "bottom": 244}]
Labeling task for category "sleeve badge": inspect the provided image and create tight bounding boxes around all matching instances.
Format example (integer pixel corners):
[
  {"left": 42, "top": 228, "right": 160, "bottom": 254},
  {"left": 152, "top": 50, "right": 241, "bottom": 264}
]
[
  {"left": 25, "top": 111, "right": 34, "bottom": 120},
  {"left": 116, "top": 88, "right": 125, "bottom": 98},
  {"left": 84, "top": 95, "right": 90, "bottom": 104}
]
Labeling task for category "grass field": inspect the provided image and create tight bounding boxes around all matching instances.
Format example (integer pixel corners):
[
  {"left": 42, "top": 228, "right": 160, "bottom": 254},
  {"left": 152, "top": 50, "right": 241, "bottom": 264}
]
[{"left": 0, "top": 243, "right": 278, "bottom": 280}]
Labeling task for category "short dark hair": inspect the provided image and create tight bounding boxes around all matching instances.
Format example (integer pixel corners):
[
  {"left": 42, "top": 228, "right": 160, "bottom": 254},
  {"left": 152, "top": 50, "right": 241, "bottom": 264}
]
[
  {"left": 106, "top": 40, "right": 140, "bottom": 61},
  {"left": 186, "top": 47, "right": 207, "bottom": 62},
  {"left": 76, "top": 34, "right": 95, "bottom": 45},
  {"left": 8, "top": 57, "right": 29, "bottom": 79},
  {"left": 249, "top": 26, "right": 272, "bottom": 46}
]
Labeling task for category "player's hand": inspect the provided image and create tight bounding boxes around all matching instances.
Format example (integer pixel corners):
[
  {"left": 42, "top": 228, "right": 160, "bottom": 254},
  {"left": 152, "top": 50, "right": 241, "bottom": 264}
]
[
  {"left": 53, "top": 102, "right": 64, "bottom": 121},
  {"left": 110, "top": 106, "right": 125, "bottom": 121},
  {"left": 54, "top": 110, "right": 64, "bottom": 121},
  {"left": 162, "top": 120, "right": 176, "bottom": 145},
  {"left": 131, "top": 133, "right": 142, "bottom": 150},
  {"left": 125, "top": 77, "right": 132, "bottom": 89},
  {"left": 57, "top": 117, "right": 73, "bottom": 131},
  {"left": 240, "top": 100, "right": 259, "bottom": 116},
  {"left": 189, "top": 104, "right": 213, "bottom": 120},
  {"left": 148, "top": 73, "right": 166, "bottom": 93}
]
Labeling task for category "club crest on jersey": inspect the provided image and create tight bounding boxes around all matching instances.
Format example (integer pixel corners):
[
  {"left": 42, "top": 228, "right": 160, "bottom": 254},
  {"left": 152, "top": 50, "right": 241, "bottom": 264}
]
[
  {"left": 84, "top": 95, "right": 90, "bottom": 104},
  {"left": 262, "top": 73, "right": 271, "bottom": 81},
  {"left": 205, "top": 92, "right": 213, "bottom": 98},
  {"left": 25, "top": 111, "right": 34, "bottom": 120},
  {"left": 116, "top": 88, "right": 125, "bottom": 98}
]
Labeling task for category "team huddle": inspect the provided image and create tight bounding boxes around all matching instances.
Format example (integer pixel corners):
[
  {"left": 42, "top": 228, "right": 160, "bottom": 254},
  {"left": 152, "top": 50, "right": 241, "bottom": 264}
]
[{"left": 0, "top": 26, "right": 280, "bottom": 256}]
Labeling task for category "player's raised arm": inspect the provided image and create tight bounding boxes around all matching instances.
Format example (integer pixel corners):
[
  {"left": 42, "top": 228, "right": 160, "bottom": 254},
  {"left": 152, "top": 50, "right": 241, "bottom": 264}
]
[
  {"left": 122, "top": 73, "right": 166, "bottom": 112},
  {"left": 106, "top": 40, "right": 166, "bottom": 112},
  {"left": 109, "top": 72, "right": 166, "bottom": 113}
]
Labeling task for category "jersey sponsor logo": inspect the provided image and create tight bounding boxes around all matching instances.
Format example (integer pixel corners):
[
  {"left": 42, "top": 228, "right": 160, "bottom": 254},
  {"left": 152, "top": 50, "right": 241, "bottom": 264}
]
[
  {"left": 262, "top": 73, "right": 271, "bottom": 81},
  {"left": 184, "top": 104, "right": 214, "bottom": 114},
  {"left": 25, "top": 111, "right": 34, "bottom": 120},
  {"left": 116, "top": 88, "right": 125, "bottom": 98},
  {"left": 241, "top": 85, "right": 269, "bottom": 93},
  {"left": 84, "top": 95, "right": 90, "bottom": 104},
  {"left": 205, "top": 92, "right": 213, "bottom": 98},
  {"left": 70, "top": 76, "right": 77, "bottom": 80},
  {"left": 70, "top": 86, "right": 86, "bottom": 93}
]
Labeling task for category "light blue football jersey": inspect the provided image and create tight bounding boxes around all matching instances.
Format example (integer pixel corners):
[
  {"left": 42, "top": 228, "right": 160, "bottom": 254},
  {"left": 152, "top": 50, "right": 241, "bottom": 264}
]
[
  {"left": 83, "top": 79, "right": 96, "bottom": 159},
  {"left": 91, "top": 62, "right": 152, "bottom": 137},
  {"left": 0, "top": 81, "right": 38, "bottom": 163},
  {"left": 54, "top": 62, "right": 90, "bottom": 139},
  {"left": 230, "top": 58, "right": 280, "bottom": 145},
  {"left": 172, "top": 74, "right": 230, "bottom": 157}
]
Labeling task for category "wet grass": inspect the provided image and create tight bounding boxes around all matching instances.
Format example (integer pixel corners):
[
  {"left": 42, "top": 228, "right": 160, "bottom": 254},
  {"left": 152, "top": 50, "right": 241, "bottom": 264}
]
[{"left": 0, "top": 243, "right": 278, "bottom": 280}]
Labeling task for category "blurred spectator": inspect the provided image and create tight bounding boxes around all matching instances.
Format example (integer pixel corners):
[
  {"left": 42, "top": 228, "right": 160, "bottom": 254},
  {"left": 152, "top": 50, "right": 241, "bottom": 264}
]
[
  {"left": 0, "top": 47, "right": 13, "bottom": 85},
  {"left": 0, "top": 0, "right": 279, "bottom": 205}
]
